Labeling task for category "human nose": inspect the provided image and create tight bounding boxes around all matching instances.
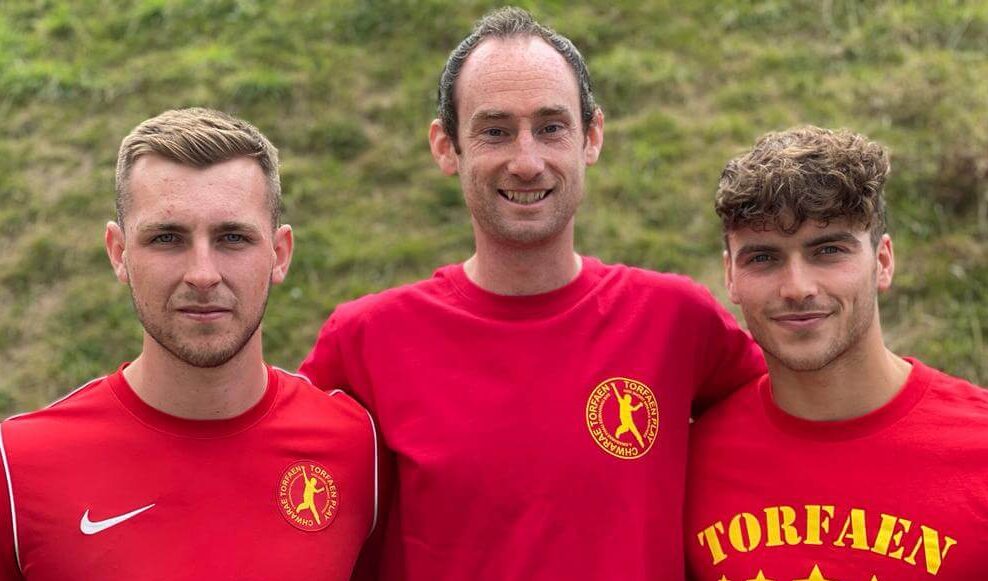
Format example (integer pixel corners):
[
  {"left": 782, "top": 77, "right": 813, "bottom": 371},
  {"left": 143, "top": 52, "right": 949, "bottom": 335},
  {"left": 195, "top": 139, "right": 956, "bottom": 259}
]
[
  {"left": 507, "top": 131, "right": 545, "bottom": 181},
  {"left": 183, "top": 241, "right": 222, "bottom": 291},
  {"left": 778, "top": 258, "right": 818, "bottom": 302}
]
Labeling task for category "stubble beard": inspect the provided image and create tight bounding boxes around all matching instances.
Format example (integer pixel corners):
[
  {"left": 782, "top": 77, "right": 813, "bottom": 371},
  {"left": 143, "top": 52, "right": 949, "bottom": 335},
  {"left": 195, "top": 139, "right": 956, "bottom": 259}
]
[
  {"left": 752, "top": 287, "right": 878, "bottom": 373},
  {"left": 130, "top": 288, "right": 269, "bottom": 369}
]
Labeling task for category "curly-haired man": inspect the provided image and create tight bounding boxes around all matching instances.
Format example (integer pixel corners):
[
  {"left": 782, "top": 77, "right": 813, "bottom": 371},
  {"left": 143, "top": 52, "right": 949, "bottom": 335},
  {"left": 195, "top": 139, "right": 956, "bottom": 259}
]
[{"left": 686, "top": 126, "right": 988, "bottom": 581}]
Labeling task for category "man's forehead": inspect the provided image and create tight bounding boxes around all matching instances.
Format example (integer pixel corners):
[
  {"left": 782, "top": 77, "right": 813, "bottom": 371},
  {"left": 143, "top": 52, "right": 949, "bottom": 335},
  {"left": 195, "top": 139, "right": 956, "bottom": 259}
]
[
  {"left": 456, "top": 36, "right": 580, "bottom": 110},
  {"left": 466, "top": 36, "right": 566, "bottom": 72},
  {"left": 126, "top": 155, "right": 270, "bottom": 227},
  {"left": 130, "top": 154, "right": 264, "bottom": 185},
  {"left": 728, "top": 218, "right": 869, "bottom": 245}
]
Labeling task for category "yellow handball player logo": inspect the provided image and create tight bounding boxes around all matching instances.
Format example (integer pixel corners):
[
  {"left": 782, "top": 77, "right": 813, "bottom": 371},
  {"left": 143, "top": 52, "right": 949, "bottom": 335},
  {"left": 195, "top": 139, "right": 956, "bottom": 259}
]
[
  {"left": 278, "top": 461, "right": 339, "bottom": 532},
  {"left": 586, "top": 377, "right": 659, "bottom": 459}
]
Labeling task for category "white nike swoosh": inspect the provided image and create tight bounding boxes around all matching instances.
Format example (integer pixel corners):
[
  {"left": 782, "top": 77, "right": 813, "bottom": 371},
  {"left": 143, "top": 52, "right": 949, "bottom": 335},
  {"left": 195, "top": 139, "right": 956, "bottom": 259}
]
[{"left": 80, "top": 503, "right": 156, "bottom": 535}]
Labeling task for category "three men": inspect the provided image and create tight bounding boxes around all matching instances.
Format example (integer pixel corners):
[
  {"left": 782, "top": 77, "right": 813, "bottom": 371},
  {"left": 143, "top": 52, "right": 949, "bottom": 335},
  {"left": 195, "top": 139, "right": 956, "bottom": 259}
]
[
  {"left": 686, "top": 126, "right": 988, "bottom": 580},
  {"left": 300, "top": 8, "right": 763, "bottom": 580},
  {"left": 0, "top": 108, "right": 377, "bottom": 579}
]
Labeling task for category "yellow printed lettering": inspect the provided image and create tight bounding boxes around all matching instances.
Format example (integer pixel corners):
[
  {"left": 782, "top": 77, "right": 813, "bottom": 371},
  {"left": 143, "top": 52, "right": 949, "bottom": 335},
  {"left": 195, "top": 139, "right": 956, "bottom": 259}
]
[
  {"left": 871, "top": 514, "right": 912, "bottom": 558},
  {"left": 804, "top": 504, "right": 834, "bottom": 545},
  {"left": 905, "top": 534, "right": 922, "bottom": 566},
  {"left": 764, "top": 506, "right": 801, "bottom": 547},
  {"left": 728, "top": 512, "right": 762, "bottom": 552},
  {"left": 833, "top": 508, "right": 870, "bottom": 550},
  {"left": 697, "top": 522, "right": 728, "bottom": 565},
  {"left": 918, "top": 525, "right": 957, "bottom": 575}
]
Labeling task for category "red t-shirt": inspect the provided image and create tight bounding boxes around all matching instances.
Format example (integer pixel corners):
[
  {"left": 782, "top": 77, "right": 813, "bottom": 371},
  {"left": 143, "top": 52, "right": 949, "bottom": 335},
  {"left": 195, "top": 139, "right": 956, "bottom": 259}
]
[
  {"left": 686, "top": 359, "right": 988, "bottom": 581},
  {"left": 0, "top": 366, "right": 377, "bottom": 580},
  {"left": 300, "top": 257, "right": 764, "bottom": 581}
]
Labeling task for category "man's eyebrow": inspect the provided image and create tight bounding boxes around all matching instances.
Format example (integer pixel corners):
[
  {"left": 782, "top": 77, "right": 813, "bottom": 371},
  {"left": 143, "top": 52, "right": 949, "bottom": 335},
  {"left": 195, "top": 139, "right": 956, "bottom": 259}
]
[
  {"left": 534, "top": 105, "right": 570, "bottom": 118},
  {"left": 735, "top": 243, "right": 779, "bottom": 257},
  {"left": 212, "top": 221, "right": 261, "bottom": 234},
  {"left": 135, "top": 222, "right": 263, "bottom": 235},
  {"left": 468, "top": 106, "right": 572, "bottom": 125},
  {"left": 137, "top": 222, "right": 190, "bottom": 234},
  {"left": 804, "top": 232, "right": 862, "bottom": 248},
  {"left": 469, "top": 110, "right": 512, "bottom": 124}
]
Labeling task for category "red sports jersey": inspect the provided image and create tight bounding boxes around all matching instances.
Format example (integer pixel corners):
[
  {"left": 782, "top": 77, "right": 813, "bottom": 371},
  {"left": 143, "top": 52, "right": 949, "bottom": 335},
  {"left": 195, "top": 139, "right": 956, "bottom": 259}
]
[
  {"left": 0, "top": 366, "right": 377, "bottom": 580},
  {"left": 685, "top": 359, "right": 988, "bottom": 581},
  {"left": 300, "top": 257, "right": 764, "bottom": 581}
]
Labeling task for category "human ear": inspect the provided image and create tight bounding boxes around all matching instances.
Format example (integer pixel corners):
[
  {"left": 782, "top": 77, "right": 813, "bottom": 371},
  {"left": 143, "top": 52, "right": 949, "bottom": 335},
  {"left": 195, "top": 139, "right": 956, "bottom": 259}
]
[
  {"left": 429, "top": 119, "right": 459, "bottom": 176},
  {"left": 105, "top": 221, "right": 129, "bottom": 284},
  {"left": 271, "top": 225, "right": 294, "bottom": 285},
  {"left": 876, "top": 234, "right": 894, "bottom": 292},
  {"left": 584, "top": 108, "right": 604, "bottom": 166}
]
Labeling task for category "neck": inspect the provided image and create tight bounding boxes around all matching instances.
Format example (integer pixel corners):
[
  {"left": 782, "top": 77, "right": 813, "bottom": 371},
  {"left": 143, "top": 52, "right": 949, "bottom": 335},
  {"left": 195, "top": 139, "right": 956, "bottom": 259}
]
[
  {"left": 123, "top": 332, "right": 268, "bottom": 420},
  {"left": 466, "top": 223, "right": 581, "bottom": 295},
  {"left": 767, "top": 326, "right": 912, "bottom": 421}
]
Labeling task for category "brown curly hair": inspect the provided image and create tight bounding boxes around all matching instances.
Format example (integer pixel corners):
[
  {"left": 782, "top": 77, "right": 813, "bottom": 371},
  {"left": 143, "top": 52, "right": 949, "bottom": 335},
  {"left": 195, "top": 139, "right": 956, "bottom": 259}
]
[{"left": 716, "top": 126, "right": 890, "bottom": 247}]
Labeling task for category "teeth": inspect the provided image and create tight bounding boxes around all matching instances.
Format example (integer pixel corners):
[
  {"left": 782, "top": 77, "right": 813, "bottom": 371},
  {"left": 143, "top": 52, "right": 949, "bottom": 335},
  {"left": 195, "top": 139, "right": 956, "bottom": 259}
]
[{"left": 503, "top": 190, "right": 549, "bottom": 204}]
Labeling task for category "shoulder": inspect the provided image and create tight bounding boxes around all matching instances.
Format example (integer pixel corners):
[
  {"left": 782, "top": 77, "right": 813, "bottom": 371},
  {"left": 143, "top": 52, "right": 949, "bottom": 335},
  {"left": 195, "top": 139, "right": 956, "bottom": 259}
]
[
  {"left": 691, "top": 375, "right": 766, "bottom": 440},
  {"left": 327, "top": 265, "right": 458, "bottom": 328},
  {"left": 1, "top": 373, "right": 115, "bottom": 467},
  {"left": 3, "top": 374, "right": 111, "bottom": 436},
  {"left": 605, "top": 261, "right": 720, "bottom": 304},
  {"left": 273, "top": 368, "right": 374, "bottom": 431},
  {"left": 914, "top": 360, "right": 988, "bottom": 422}
]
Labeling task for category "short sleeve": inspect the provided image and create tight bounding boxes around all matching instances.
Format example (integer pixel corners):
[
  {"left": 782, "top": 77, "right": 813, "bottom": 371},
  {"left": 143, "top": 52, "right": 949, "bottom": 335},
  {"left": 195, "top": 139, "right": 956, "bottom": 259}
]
[
  {"left": 0, "top": 425, "right": 23, "bottom": 579},
  {"left": 692, "top": 287, "right": 765, "bottom": 415},
  {"left": 298, "top": 312, "right": 350, "bottom": 393}
]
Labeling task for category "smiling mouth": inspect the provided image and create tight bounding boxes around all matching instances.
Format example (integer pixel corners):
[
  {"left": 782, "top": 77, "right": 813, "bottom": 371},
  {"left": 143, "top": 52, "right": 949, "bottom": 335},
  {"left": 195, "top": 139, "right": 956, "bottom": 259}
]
[
  {"left": 771, "top": 312, "right": 831, "bottom": 328},
  {"left": 498, "top": 189, "right": 551, "bottom": 205}
]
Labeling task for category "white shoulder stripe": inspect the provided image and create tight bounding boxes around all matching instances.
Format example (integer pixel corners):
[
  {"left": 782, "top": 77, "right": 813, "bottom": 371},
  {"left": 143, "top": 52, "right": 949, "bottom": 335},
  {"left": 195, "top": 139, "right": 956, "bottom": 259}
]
[
  {"left": 273, "top": 367, "right": 314, "bottom": 385},
  {"left": 0, "top": 374, "right": 105, "bottom": 574},
  {"left": 364, "top": 408, "right": 379, "bottom": 538},
  {"left": 274, "top": 368, "right": 378, "bottom": 533},
  {"left": 0, "top": 427, "right": 21, "bottom": 574},
  {"left": 4, "top": 375, "right": 107, "bottom": 423},
  {"left": 45, "top": 375, "right": 106, "bottom": 409}
]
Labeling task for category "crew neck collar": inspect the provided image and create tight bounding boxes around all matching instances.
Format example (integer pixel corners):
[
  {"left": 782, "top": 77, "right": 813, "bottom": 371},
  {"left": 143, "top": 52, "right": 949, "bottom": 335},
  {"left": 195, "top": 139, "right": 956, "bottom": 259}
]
[
  {"left": 108, "top": 363, "right": 280, "bottom": 438},
  {"left": 442, "top": 255, "right": 607, "bottom": 320},
  {"left": 759, "top": 357, "right": 932, "bottom": 441}
]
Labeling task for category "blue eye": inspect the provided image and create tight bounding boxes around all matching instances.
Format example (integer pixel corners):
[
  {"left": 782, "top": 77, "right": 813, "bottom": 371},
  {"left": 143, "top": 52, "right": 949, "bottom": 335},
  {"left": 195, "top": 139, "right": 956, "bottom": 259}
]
[
  {"left": 151, "top": 233, "right": 178, "bottom": 244},
  {"left": 222, "top": 233, "right": 247, "bottom": 244}
]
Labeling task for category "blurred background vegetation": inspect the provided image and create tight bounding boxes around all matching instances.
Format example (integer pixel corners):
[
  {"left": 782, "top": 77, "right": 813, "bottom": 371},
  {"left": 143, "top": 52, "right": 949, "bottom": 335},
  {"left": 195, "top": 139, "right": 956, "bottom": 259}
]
[{"left": 0, "top": 0, "right": 985, "bottom": 414}]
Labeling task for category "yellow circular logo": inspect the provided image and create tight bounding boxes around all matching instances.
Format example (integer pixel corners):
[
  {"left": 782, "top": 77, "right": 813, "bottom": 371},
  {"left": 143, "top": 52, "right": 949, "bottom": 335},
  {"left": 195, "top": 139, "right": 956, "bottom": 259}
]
[
  {"left": 278, "top": 461, "right": 339, "bottom": 531},
  {"left": 586, "top": 377, "right": 659, "bottom": 459}
]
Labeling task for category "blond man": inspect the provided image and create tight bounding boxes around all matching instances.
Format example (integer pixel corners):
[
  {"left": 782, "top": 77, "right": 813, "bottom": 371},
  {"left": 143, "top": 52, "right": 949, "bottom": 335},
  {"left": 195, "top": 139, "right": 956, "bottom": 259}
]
[{"left": 0, "top": 108, "right": 377, "bottom": 580}]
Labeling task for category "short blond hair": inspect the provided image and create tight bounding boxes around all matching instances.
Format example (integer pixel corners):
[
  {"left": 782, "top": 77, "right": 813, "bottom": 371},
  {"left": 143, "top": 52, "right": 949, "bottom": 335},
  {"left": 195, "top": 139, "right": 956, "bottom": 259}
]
[{"left": 115, "top": 107, "right": 281, "bottom": 226}]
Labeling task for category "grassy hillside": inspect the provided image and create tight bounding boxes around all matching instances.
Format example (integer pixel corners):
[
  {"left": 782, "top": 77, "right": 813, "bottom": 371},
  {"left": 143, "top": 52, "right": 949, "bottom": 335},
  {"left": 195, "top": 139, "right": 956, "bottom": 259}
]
[{"left": 1, "top": 0, "right": 986, "bottom": 414}]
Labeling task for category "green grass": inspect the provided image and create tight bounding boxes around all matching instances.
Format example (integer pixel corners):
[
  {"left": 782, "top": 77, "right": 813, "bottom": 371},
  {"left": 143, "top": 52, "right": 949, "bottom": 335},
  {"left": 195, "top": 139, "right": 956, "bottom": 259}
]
[{"left": 1, "top": 0, "right": 986, "bottom": 413}]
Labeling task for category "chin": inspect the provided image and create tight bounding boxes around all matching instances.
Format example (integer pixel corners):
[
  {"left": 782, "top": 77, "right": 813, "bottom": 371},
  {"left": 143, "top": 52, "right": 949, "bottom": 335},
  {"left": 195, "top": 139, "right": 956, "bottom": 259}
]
[{"left": 766, "top": 344, "right": 841, "bottom": 372}]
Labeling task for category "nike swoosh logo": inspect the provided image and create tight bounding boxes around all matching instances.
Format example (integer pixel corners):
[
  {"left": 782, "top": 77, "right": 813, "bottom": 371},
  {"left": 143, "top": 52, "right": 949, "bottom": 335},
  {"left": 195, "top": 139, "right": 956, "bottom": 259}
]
[{"left": 80, "top": 504, "right": 156, "bottom": 535}]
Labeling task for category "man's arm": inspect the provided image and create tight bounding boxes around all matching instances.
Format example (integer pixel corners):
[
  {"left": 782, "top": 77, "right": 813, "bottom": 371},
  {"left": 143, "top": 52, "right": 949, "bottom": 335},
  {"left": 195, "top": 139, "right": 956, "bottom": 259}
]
[
  {"left": 348, "top": 435, "right": 395, "bottom": 581},
  {"left": 692, "top": 287, "right": 765, "bottom": 416},
  {"left": 298, "top": 312, "right": 350, "bottom": 392},
  {"left": 300, "top": 310, "right": 393, "bottom": 580}
]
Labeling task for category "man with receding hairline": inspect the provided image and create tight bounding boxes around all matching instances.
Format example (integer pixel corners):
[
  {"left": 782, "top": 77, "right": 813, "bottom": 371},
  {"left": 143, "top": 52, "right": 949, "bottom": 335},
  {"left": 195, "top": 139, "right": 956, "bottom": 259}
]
[
  {"left": 0, "top": 108, "right": 377, "bottom": 579},
  {"left": 301, "top": 7, "right": 764, "bottom": 580},
  {"left": 686, "top": 126, "right": 988, "bottom": 581}
]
